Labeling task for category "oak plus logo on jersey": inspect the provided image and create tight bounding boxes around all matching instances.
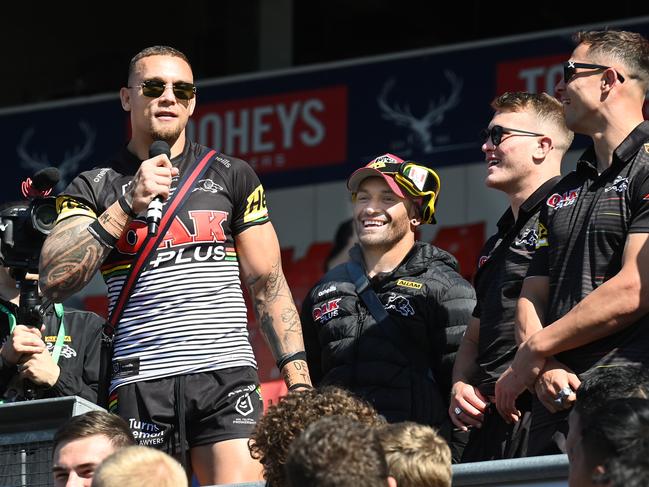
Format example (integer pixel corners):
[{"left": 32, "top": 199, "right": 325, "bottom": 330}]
[
  {"left": 547, "top": 188, "right": 581, "bottom": 210},
  {"left": 312, "top": 298, "right": 342, "bottom": 324},
  {"left": 187, "top": 86, "right": 348, "bottom": 174},
  {"left": 116, "top": 210, "right": 233, "bottom": 267}
]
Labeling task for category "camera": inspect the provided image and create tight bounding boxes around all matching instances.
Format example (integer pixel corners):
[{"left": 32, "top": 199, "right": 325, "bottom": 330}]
[
  {"left": 0, "top": 168, "right": 60, "bottom": 330},
  {"left": 0, "top": 197, "right": 58, "bottom": 273},
  {"left": 0, "top": 170, "right": 59, "bottom": 400}
]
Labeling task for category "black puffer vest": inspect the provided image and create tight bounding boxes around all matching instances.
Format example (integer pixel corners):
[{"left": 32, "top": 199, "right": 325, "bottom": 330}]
[{"left": 301, "top": 242, "right": 475, "bottom": 430}]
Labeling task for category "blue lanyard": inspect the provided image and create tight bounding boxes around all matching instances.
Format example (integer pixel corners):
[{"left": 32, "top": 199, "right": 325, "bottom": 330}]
[{"left": 0, "top": 303, "right": 66, "bottom": 365}]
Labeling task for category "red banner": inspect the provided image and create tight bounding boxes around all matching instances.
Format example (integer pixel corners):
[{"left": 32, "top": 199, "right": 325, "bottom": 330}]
[
  {"left": 496, "top": 54, "right": 568, "bottom": 96},
  {"left": 191, "top": 86, "right": 348, "bottom": 173}
]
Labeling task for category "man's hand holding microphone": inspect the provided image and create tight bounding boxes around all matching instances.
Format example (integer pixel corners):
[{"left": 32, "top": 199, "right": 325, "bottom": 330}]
[{"left": 124, "top": 141, "right": 178, "bottom": 235}]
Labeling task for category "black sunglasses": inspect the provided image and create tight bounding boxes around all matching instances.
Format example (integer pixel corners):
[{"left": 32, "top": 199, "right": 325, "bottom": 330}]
[
  {"left": 481, "top": 125, "right": 545, "bottom": 146},
  {"left": 563, "top": 61, "right": 625, "bottom": 83},
  {"left": 129, "top": 79, "right": 196, "bottom": 100}
]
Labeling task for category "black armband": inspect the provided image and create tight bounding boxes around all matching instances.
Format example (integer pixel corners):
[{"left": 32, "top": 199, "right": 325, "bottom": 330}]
[
  {"left": 117, "top": 195, "right": 137, "bottom": 218},
  {"left": 288, "top": 383, "right": 314, "bottom": 391},
  {"left": 87, "top": 220, "right": 118, "bottom": 248},
  {"left": 276, "top": 351, "right": 307, "bottom": 371}
]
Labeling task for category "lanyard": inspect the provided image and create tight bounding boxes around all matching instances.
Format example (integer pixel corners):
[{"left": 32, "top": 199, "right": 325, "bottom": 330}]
[{"left": 0, "top": 302, "right": 66, "bottom": 365}]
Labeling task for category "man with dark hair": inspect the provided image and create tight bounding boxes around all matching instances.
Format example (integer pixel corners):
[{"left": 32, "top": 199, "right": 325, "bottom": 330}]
[
  {"left": 573, "top": 365, "right": 649, "bottom": 422},
  {"left": 285, "top": 415, "right": 396, "bottom": 487},
  {"left": 450, "top": 91, "right": 572, "bottom": 462},
  {"left": 568, "top": 398, "right": 649, "bottom": 487},
  {"left": 302, "top": 154, "right": 475, "bottom": 437},
  {"left": 496, "top": 29, "right": 649, "bottom": 456},
  {"left": 39, "top": 45, "right": 311, "bottom": 484},
  {"left": 52, "top": 410, "right": 136, "bottom": 487},
  {"left": 565, "top": 365, "right": 649, "bottom": 487},
  {"left": 0, "top": 200, "right": 104, "bottom": 404}
]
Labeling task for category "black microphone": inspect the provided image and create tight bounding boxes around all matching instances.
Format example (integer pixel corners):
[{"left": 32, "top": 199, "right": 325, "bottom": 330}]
[
  {"left": 21, "top": 167, "right": 61, "bottom": 198},
  {"left": 147, "top": 140, "right": 171, "bottom": 236}
]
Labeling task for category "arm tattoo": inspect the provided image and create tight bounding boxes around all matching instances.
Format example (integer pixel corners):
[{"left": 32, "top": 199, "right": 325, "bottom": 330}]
[
  {"left": 39, "top": 216, "right": 112, "bottom": 302},
  {"left": 258, "top": 311, "right": 282, "bottom": 355},
  {"left": 248, "top": 258, "right": 303, "bottom": 358}
]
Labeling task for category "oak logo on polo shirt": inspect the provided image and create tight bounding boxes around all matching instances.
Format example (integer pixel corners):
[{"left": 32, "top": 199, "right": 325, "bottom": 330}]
[{"left": 546, "top": 188, "right": 580, "bottom": 209}]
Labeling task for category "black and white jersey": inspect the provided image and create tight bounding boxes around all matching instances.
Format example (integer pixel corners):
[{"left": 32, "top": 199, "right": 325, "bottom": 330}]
[{"left": 57, "top": 141, "right": 269, "bottom": 392}]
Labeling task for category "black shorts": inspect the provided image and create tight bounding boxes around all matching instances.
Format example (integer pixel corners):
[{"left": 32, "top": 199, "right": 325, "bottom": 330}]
[{"left": 109, "top": 367, "right": 263, "bottom": 453}]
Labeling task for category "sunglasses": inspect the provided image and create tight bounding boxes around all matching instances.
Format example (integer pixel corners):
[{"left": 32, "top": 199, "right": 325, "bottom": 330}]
[
  {"left": 129, "top": 79, "right": 196, "bottom": 100},
  {"left": 563, "top": 61, "right": 625, "bottom": 83},
  {"left": 481, "top": 125, "right": 544, "bottom": 146},
  {"left": 394, "top": 162, "right": 441, "bottom": 224}
]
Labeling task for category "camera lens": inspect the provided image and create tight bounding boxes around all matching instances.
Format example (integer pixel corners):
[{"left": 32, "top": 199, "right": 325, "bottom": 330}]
[{"left": 30, "top": 199, "right": 58, "bottom": 234}]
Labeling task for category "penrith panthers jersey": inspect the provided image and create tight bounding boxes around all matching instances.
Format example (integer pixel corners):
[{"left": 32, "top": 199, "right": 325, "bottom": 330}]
[{"left": 56, "top": 141, "right": 269, "bottom": 392}]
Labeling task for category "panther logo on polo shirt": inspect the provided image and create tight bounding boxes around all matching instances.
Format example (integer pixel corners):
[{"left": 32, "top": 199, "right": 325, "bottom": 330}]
[
  {"left": 604, "top": 176, "right": 629, "bottom": 193},
  {"left": 515, "top": 228, "right": 538, "bottom": 251}
]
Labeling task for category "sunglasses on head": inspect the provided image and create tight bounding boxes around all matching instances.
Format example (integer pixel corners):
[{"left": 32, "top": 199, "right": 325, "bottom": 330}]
[
  {"left": 394, "top": 162, "right": 441, "bottom": 224},
  {"left": 562, "top": 61, "right": 625, "bottom": 83},
  {"left": 480, "top": 125, "right": 545, "bottom": 146},
  {"left": 129, "top": 79, "right": 196, "bottom": 100}
]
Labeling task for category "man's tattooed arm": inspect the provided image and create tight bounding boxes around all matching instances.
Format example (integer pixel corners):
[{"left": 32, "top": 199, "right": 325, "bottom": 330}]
[
  {"left": 40, "top": 196, "right": 133, "bottom": 302},
  {"left": 247, "top": 260, "right": 301, "bottom": 354},
  {"left": 39, "top": 215, "right": 112, "bottom": 302},
  {"left": 237, "top": 223, "right": 312, "bottom": 389}
]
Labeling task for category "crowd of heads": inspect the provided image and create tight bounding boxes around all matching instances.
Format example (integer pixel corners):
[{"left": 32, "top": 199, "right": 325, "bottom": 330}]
[{"left": 256, "top": 386, "right": 452, "bottom": 487}]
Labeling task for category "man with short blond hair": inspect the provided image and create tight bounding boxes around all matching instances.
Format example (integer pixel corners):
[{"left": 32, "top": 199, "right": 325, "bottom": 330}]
[
  {"left": 378, "top": 421, "right": 451, "bottom": 487},
  {"left": 450, "top": 91, "right": 572, "bottom": 461},
  {"left": 91, "top": 445, "right": 188, "bottom": 487}
]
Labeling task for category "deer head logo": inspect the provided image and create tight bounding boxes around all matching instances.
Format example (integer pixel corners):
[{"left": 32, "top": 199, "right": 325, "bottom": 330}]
[
  {"left": 378, "top": 71, "right": 463, "bottom": 153},
  {"left": 17, "top": 121, "right": 96, "bottom": 191}
]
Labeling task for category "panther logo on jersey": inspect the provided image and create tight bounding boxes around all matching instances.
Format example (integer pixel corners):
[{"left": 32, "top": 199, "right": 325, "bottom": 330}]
[
  {"left": 192, "top": 178, "right": 224, "bottom": 194},
  {"left": 515, "top": 228, "right": 538, "bottom": 251},
  {"left": 385, "top": 294, "right": 415, "bottom": 317},
  {"left": 604, "top": 176, "right": 629, "bottom": 193}
]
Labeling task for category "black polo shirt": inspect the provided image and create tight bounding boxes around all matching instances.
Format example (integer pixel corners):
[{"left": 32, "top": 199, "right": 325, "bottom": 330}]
[
  {"left": 472, "top": 177, "right": 560, "bottom": 396},
  {"left": 528, "top": 121, "right": 649, "bottom": 374}
]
